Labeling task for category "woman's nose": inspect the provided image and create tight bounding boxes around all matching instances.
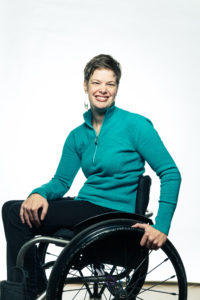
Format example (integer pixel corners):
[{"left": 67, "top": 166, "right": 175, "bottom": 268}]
[{"left": 99, "top": 84, "right": 107, "bottom": 93}]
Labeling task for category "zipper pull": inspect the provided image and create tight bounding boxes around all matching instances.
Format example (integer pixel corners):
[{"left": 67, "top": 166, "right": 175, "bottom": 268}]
[{"left": 93, "top": 136, "right": 98, "bottom": 164}]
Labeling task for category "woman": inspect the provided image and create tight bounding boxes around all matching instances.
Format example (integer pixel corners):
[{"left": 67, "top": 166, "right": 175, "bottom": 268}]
[{"left": 2, "top": 54, "right": 181, "bottom": 299}]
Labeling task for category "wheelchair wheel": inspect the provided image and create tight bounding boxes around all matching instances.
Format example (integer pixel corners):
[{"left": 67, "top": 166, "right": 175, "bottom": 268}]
[{"left": 46, "top": 219, "right": 187, "bottom": 300}]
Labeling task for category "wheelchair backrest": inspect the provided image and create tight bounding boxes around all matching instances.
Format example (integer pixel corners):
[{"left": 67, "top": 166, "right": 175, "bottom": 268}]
[{"left": 135, "top": 175, "right": 151, "bottom": 215}]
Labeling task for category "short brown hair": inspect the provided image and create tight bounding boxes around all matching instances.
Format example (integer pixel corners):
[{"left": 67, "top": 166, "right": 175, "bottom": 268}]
[{"left": 84, "top": 54, "right": 121, "bottom": 86}]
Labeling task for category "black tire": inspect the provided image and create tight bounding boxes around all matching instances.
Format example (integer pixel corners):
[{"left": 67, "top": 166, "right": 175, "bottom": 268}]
[{"left": 46, "top": 219, "right": 187, "bottom": 300}]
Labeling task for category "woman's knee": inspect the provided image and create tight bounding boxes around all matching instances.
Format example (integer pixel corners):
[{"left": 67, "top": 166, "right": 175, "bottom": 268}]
[{"left": 2, "top": 200, "right": 22, "bottom": 223}]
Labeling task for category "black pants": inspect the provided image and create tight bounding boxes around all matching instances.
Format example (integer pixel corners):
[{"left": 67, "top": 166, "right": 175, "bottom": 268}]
[{"left": 2, "top": 197, "right": 115, "bottom": 299}]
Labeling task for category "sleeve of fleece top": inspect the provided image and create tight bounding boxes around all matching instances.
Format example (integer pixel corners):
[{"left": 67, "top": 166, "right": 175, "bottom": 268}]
[
  {"left": 29, "top": 131, "right": 81, "bottom": 200},
  {"left": 134, "top": 117, "right": 181, "bottom": 235}
]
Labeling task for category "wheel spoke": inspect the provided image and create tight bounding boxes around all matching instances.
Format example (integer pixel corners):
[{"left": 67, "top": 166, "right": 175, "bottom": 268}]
[
  {"left": 46, "top": 251, "right": 58, "bottom": 258},
  {"left": 141, "top": 287, "right": 179, "bottom": 296},
  {"left": 79, "top": 269, "right": 93, "bottom": 297},
  {"left": 147, "top": 257, "right": 169, "bottom": 275},
  {"left": 139, "top": 275, "right": 178, "bottom": 296},
  {"left": 71, "top": 284, "right": 86, "bottom": 300},
  {"left": 83, "top": 288, "right": 88, "bottom": 300}
]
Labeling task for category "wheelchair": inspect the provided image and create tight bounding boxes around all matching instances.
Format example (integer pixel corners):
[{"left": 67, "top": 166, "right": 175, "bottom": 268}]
[{"left": 16, "top": 176, "right": 187, "bottom": 300}]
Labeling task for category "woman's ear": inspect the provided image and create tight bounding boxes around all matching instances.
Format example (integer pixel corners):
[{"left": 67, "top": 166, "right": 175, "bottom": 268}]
[{"left": 83, "top": 81, "right": 88, "bottom": 93}]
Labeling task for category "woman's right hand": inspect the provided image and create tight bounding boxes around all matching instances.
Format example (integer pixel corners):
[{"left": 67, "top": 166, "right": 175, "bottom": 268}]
[{"left": 20, "top": 193, "right": 49, "bottom": 228}]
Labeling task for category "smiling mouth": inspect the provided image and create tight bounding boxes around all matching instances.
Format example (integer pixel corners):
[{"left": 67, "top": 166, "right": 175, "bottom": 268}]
[{"left": 95, "top": 96, "right": 109, "bottom": 102}]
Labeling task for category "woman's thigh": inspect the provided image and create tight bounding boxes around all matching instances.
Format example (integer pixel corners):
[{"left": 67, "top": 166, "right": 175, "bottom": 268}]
[
  {"left": 2, "top": 198, "right": 115, "bottom": 236},
  {"left": 39, "top": 199, "right": 113, "bottom": 235}
]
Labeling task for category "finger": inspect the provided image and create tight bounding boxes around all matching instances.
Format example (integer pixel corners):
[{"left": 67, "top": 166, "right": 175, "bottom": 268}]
[
  {"left": 40, "top": 203, "right": 48, "bottom": 221},
  {"left": 20, "top": 205, "right": 25, "bottom": 224},
  {"left": 152, "top": 244, "right": 159, "bottom": 251},
  {"left": 31, "top": 208, "right": 41, "bottom": 227},
  {"left": 23, "top": 209, "right": 32, "bottom": 228},
  {"left": 132, "top": 223, "right": 149, "bottom": 247},
  {"left": 157, "top": 236, "right": 167, "bottom": 249},
  {"left": 28, "top": 209, "right": 40, "bottom": 228},
  {"left": 146, "top": 238, "right": 155, "bottom": 249},
  {"left": 152, "top": 241, "right": 160, "bottom": 250},
  {"left": 27, "top": 209, "right": 34, "bottom": 222},
  {"left": 132, "top": 223, "right": 147, "bottom": 229},
  {"left": 140, "top": 233, "right": 149, "bottom": 247}
]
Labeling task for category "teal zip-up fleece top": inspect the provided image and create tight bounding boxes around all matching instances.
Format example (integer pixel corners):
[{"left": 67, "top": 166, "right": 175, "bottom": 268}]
[{"left": 30, "top": 105, "right": 181, "bottom": 234}]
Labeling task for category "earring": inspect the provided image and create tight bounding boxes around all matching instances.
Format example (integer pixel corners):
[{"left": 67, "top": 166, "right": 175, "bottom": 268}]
[{"left": 84, "top": 95, "right": 89, "bottom": 110}]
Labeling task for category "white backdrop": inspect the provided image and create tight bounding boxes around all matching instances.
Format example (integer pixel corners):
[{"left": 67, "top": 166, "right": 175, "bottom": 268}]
[{"left": 0, "top": 0, "right": 200, "bottom": 282}]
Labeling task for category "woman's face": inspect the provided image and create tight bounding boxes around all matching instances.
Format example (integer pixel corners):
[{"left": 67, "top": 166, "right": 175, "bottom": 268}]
[{"left": 84, "top": 68, "right": 118, "bottom": 113}]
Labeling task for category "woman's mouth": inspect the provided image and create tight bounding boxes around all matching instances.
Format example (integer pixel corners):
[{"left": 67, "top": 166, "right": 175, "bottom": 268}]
[{"left": 95, "top": 96, "right": 108, "bottom": 102}]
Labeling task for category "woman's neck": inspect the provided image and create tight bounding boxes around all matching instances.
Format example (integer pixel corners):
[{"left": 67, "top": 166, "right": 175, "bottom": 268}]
[{"left": 92, "top": 109, "right": 105, "bottom": 135}]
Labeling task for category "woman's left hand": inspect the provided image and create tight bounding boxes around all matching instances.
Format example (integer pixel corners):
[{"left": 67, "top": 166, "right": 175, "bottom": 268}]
[{"left": 132, "top": 223, "right": 167, "bottom": 250}]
